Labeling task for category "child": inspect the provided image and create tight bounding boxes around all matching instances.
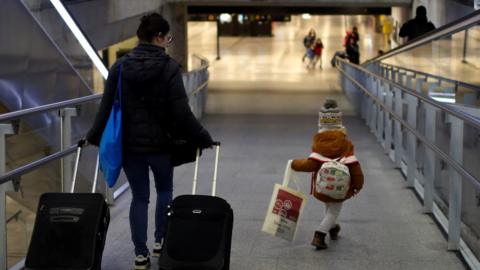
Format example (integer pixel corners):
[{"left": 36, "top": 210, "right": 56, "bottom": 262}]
[
  {"left": 313, "top": 38, "right": 324, "bottom": 69},
  {"left": 291, "top": 99, "right": 364, "bottom": 250},
  {"left": 306, "top": 44, "right": 315, "bottom": 69}
]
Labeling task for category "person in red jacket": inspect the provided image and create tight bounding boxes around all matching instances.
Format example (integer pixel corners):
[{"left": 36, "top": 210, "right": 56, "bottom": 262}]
[
  {"left": 291, "top": 99, "right": 364, "bottom": 250},
  {"left": 343, "top": 26, "right": 360, "bottom": 47},
  {"left": 313, "top": 38, "right": 324, "bottom": 69}
]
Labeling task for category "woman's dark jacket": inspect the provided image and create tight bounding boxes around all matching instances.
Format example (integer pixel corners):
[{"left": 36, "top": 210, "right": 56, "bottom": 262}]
[{"left": 87, "top": 44, "right": 213, "bottom": 153}]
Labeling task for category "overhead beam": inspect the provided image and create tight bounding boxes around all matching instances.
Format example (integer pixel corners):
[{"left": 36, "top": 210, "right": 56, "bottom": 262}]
[
  {"left": 175, "top": 0, "right": 410, "bottom": 7},
  {"left": 188, "top": 6, "right": 392, "bottom": 15}
]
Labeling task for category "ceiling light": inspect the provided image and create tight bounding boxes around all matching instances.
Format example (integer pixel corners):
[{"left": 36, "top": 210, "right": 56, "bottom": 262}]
[
  {"left": 302, "top": 13, "right": 312, "bottom": 20},
  {"left": 50, "top": 0, "right": 108, "bottom": 79}
]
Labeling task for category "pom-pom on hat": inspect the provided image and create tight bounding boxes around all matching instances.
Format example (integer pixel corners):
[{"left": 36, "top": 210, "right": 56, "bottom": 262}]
[{"left": 318, "top": 99, "right": 345, "bottom": 132}]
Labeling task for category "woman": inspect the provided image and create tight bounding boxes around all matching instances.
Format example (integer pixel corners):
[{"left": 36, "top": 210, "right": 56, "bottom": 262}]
[
  {"left": 302, "top": 29, "right": 316, "bottom": 63},
  {"left": 86, "top": 13, "right": 214, "bottom": 269}
]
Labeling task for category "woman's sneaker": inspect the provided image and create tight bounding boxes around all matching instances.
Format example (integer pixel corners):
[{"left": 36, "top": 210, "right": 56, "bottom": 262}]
[
  {"left": 134, "top": 254, "right": 150, "bottom": 270},
  {"left": 152, "top": 242, "right": 162, "bottom": 257}
]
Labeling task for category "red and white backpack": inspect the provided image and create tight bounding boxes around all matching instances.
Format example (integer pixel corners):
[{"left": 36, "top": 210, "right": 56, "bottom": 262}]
[{"left": 309, "top": 153, "right": 358, "bottom": 200}]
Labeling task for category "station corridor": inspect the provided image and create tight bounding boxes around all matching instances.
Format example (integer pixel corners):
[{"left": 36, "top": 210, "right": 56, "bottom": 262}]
[
  {"left": 1, "top": 2, "right": 480, "bottom": 269},
  {"left": 98, "top": 15, "right": 468, "bottom": 270},
  {"left": 187, "top": 16, "right": 384, "bottom": 115}
]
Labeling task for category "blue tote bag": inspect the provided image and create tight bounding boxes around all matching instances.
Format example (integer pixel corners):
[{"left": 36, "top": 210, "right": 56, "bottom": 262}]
[{"left": 99, "top": 65, "right": 123, "bottom": 188}]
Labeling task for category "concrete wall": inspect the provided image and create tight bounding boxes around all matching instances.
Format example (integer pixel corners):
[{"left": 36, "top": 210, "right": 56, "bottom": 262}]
[
  {"left": 391, "top": 0, "right": 475, "bottom": 45},
  {"left": 444, "top": 0, "right": 475, "bottom": 24},
  {"left": 410, "top": 0, "right": 474, "bottom": 28},
  {"left": 66, "top": 1, "right": 189, "bottom": 69},
  {"left": 66, "top": 0, "right": 165, "bottom": 50},
  {"left": 391, "top": 6, "right": 410, "bottom": 44}
]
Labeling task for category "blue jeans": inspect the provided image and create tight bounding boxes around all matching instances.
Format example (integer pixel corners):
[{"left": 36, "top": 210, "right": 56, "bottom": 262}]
[{"left": 123, "top": 152, "right": 173, "bottom": 256}]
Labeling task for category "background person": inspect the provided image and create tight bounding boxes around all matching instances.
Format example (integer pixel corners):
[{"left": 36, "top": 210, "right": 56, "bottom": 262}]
[
  {"left": 313, "top": 38, "right": 324, "bottom": 69},
  {"left": 399, "top": 5, "right": 436, "bottom": 42},
  {"left": 343, "top": 26, "right": 359, "bottom": 47},
  {"left": 302, "top": 29, "right": 316, "bottom": 62},
  {"left": 382, "top": 15, "right": 393, "bottom": 49},
  {"left": 345, "top": 36, "right": 360, "bottom": 65}
]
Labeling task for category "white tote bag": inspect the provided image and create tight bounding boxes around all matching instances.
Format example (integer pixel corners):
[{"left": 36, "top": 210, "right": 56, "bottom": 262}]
[{"left": 262, "top": 160, "right": 308, "bottom": 241}]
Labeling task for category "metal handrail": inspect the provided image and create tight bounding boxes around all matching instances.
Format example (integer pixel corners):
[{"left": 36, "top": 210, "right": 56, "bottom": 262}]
[
  {"left": 336, "top": 59, "right": 480, "bottom": 190},
  {"left": 6, "top": 211, "right": 22, "bottom": 224},
  {"left": 0, "top": 145, "right": 77, "bottom": 185},
  {"left": 337, "top": 58, "right": 480, "bottom": 131},
  {"left": 0, "top": 94, "right": 102, "bottom": 123},
  {"left": 378, "top": 63, "right": 480, "bottom": 93},
  {"left": 190, "top": 54, "right": 209, "bottom": 73},
  {"left": 190, "top": 81, "right": 209, "bottom": 96},
  {"left": 365, "top": 9, "right": 480, "bottom": 64}
]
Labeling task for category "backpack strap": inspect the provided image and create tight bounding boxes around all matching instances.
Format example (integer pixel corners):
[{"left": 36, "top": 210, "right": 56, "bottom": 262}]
[
  {"left": 308, "top": 152, "right": 358, "bottom": 164},
  {"left": 339, "top": 155, "right": 358, "bottom": 164},
  {"left": 310, "top": 171, "right": 317, "bottom": 195},
  {"left": 308, "top": 152, "right": 332, "bottom": 163}
]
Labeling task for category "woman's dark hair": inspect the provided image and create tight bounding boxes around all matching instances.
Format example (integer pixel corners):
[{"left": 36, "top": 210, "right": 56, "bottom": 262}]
[{"left": 137, "top": 13, "right": 170, "bottom": 43}]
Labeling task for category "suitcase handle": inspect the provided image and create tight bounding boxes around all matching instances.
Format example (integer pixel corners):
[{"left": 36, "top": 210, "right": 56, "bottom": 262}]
[
  {"left": 192, "top": 142, "right": 221, "bottom": 196},
  {"left": 71, "top": 140, "right": 102, "bottom": 194}
]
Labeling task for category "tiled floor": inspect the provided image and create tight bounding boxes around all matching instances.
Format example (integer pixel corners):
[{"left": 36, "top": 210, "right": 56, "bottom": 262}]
[
  {"left": 102, "top": 115, "right": 466, "bottom": 270},
  {"left": 188, "top": 15, "right": 385, "bottom": 115},
  {"left": 91, "top": 15, "right": 467, "bottom": 270}
]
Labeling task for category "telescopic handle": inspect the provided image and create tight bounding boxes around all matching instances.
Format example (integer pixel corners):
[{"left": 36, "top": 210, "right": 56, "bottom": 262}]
[{"left": 192, "top": 143, "right": 221, "bottom": 196}]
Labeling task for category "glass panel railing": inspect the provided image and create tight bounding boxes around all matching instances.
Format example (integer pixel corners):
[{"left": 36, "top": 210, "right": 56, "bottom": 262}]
[
  {"left": 337, "top": 58, "right": 480, "bottom": 268},
  {"left": 381, "top": 28, "right": 480, "bottom": 88},
  {"left": 1, "top": 99, "right": 103, "bottom": 267},
  {"left": 1, "top": 55, "right": 211, "bottom": 268},
  {"left": 364, "top": 11, "right": 480, "bottom": 109}
]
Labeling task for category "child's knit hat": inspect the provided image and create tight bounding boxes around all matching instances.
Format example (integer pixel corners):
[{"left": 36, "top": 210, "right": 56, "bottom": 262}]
[{"left": 318, "top": 99, "right": 346, "bottom": 133}]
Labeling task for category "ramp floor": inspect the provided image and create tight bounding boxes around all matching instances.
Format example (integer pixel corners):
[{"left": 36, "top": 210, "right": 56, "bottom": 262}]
[{"left": 102, "top": 115, "right": 466, "bottom": 270}]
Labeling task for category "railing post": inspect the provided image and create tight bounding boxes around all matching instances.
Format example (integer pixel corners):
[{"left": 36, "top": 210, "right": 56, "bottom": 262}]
[
  {"left": 394, "top": 87, "right": 403, "bottom": 168},
  {"left": 60, "top": 108, "right": 78, "bottom": 193},
  {"left": 376, "top": 63, "right": 382, "bottom": 75},
  {"left": 424, "top": 104, "right": 437, "bottom": 213},
  {"left": 380, "top": 66, "right": 386, "bottom": 78},
  {"left": 376, "top": 80, "right": 385, "bottom": 143},
  {"left": 384, "top": 84, "right": 394, "bottom": 157},
  {"left": 360, "top": 71, "right": 368, "bottom": 120},
  {"left": 406, "top": 95, "right": 418, "bottom": 187},
  {"left": 365, "top": 76, "right": 373, "bottom": 127},
  {"left": 397, "top": 72, "right": 406, "bottom": 86},
  {"left": 390, "top": 68, "right": 396, "bottom": 82},
  {"left": 369, "top": 77, "right": 377, "bottom": 133},
  {"left": 0, "top": 123, "right": 14, "bottom": 270},
  {"left": 428, "top": 82, "right": 440, "bottom": 94},
  {"left": 416, "top": 78, "right": 426, "bottom": 93},
  {"left": 406, "top": 74, "right": 414, "bottom": 89},
  {"left": 361, "top": 89, "right": 368, "bottom": 120},
  {"left": 447, "top": 115, "right": 463, "bottom": 250}
]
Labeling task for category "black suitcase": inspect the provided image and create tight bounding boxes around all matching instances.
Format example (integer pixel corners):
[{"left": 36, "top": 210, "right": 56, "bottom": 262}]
[
  {"left": 25, "top": 142, "right": 110, "bottom": 270},
  {"left": 159, "top": 144, "right": 233, "bottom": 270}
]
